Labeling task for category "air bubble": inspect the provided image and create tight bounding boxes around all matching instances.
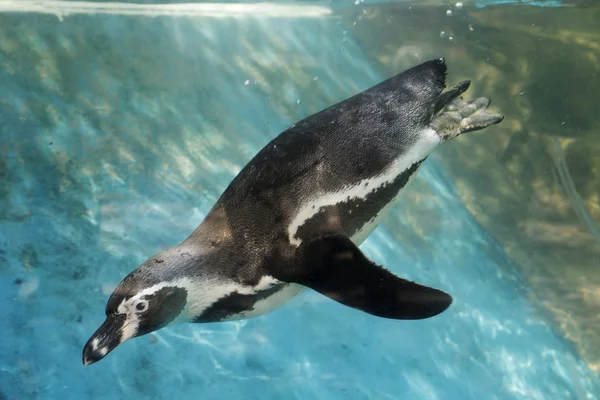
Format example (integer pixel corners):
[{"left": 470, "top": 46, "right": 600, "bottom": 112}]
[
  {"left": 244, "top": 80, "right": 250, "bottom": 85},
  {"left": 468, "top": 24, "right": 474, "bottom": 31},
  {"left": 455, "top": 2, "right": 463, "bottom": 9},
  {"left": 449, "top": 36, "right": 454, "bottom": 41},
  {"left": 446, "top": 9, "right": 453, "bottom": 16},
  {"left": 440, "top": 31, "right": 446, "bottom": 38}
]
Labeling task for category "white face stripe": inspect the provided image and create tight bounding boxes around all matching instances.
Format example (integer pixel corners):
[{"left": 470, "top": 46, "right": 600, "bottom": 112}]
[
  {"left": 287, "top": 128, "right": 441, "bottom": 246},
  {"left": 118, "top": 277, "right": 195, "bottom": 310},
  {"left": 120, "top": 319, "right": 139, "bottom": 343},
  {"left": 116, "top": 277, "right": 195, "bottom": 342}
]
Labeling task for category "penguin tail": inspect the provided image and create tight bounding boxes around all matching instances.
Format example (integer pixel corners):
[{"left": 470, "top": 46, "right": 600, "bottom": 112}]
[
  {"left": 369, "top": 58, "right": 449, "bottom": 112},
  {"left": 430, "top": 81, "right": 504, "bottom": 141}
]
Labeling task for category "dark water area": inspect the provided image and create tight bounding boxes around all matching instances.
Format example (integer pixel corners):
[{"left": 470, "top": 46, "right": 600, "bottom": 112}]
[{"left": 339, "top": 1, "right": 600, "bottom": 372}]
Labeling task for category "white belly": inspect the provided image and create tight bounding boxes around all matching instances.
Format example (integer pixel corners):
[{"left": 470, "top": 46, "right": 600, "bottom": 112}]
[
  {"left": 349, "top": 165, "right": 422, "bottom": 246},
  {"left": 240, "top": 283, "right": 306, "bottom": 319},
  {"left": 222, "top": 282, "right": 306, "bottom": 321},
  {"left": 287, "top": 128, "right": 441, "bottom": 247}
]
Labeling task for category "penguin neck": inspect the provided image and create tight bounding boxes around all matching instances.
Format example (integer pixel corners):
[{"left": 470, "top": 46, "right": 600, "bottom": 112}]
[{"left": 183, "top": 204, "right": 233, "bottom": 248}]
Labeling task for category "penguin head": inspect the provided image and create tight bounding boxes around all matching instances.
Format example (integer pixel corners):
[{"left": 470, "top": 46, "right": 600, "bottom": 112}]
[{"left": 82, "top": 248, "right": 195, "bottom": 366}]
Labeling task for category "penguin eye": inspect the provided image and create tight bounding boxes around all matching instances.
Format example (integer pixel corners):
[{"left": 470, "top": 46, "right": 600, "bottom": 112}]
[{"left": 135, "top": 301, "right": 148, "bottom": 312}]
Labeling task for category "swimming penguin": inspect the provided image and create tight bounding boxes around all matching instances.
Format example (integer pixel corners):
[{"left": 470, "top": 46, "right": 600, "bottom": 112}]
[{"left": 82, "top": 58, "right": 503, "bottom": 366}]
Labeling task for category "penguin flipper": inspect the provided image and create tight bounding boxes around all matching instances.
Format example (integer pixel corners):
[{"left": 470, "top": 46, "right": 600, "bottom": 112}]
[{"left": 282, "top": 233, "right": 452, "bottom": 320}]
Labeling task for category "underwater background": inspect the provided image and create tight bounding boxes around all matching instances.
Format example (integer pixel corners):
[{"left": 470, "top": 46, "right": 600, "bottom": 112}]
[{"left": 1, "top": 0, "right": 599, "bottom": 399}]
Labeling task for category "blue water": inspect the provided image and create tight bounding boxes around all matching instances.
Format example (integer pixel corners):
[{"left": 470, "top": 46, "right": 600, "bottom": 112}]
[{"left": 1, "top": 2, "right": 598, "bottom": 400}]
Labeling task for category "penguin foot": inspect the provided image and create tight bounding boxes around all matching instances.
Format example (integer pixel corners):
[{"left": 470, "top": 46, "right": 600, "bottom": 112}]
[{"left": 431, "top": 86, "right": 504, "bottom": 141}]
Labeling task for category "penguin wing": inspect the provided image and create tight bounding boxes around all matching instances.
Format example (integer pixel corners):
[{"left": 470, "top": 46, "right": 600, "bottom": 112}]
[{"left": 275, "top": 233, "right": 452, "bottom": 320}]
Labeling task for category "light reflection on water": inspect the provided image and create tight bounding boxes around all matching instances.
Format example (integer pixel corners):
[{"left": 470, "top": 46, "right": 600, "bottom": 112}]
[{"left": 0, "top": 2, "right": 598, "bottom": 400}]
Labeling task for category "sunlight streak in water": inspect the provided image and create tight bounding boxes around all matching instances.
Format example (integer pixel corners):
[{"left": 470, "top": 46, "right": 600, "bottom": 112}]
[
  {"left": 551, "top": 135, "right": 600, "bottom": 244},
  {"left": 0, "top": 1, "right": 333, "bottom": 18}
]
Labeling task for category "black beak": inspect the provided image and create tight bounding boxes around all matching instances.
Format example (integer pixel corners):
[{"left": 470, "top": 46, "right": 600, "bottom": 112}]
[{"left": 82, "top": 314, "right": 127, "bottom": 366}]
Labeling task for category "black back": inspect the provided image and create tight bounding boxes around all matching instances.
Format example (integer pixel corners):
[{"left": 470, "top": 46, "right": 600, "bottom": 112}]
[{"left": 185, "top": 59, "right": 448, "bottom": 285}]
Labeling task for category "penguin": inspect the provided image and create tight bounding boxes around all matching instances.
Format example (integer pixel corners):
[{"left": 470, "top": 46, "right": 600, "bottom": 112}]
[{"left": 82, "top": 58, "right": 503, "bottom": 366}]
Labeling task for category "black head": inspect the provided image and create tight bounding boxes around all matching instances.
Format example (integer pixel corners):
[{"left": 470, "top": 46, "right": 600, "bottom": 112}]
[{"left": 82, "top": 257, "right": 190, "bottom": 366}]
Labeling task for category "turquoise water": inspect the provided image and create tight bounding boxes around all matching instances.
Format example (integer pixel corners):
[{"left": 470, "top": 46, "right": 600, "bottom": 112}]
[{"left": 1, "top": 1, "right": 599, "bottom": 399}]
